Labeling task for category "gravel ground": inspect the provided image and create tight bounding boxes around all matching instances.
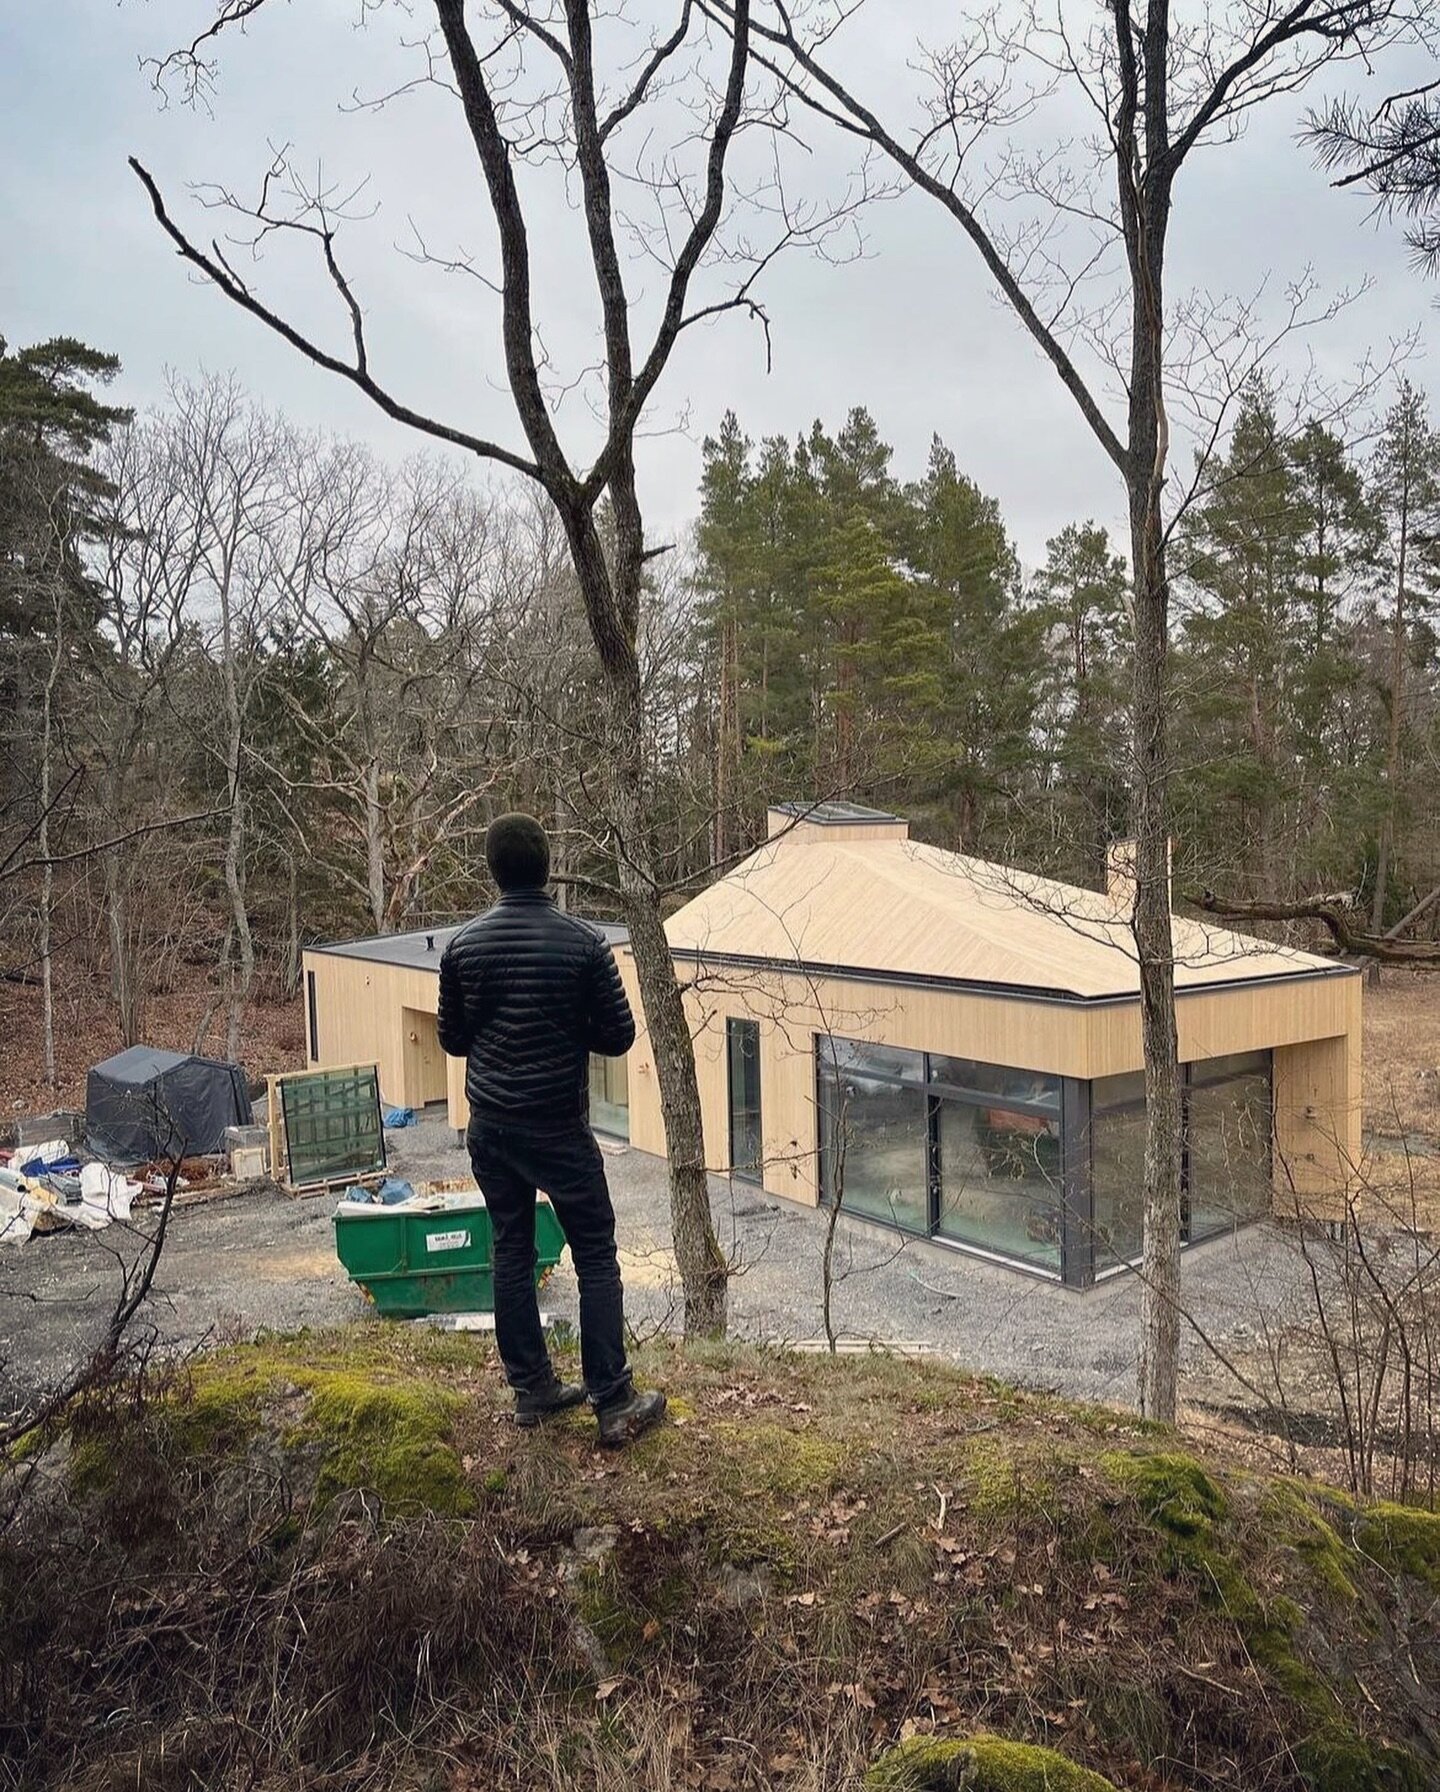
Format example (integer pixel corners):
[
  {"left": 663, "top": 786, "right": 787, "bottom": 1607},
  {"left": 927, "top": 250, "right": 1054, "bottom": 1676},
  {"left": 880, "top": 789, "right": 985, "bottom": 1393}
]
[{"left": 1, "top": 1110, "right": 1315, "bottom": 1422}]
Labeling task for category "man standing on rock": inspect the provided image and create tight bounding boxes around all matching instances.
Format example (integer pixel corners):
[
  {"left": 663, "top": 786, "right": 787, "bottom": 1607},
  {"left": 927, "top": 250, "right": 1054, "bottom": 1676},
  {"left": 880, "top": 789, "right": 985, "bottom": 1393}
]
[{"left": 437, "top": 812, "right": 666, "bottom": 1448}]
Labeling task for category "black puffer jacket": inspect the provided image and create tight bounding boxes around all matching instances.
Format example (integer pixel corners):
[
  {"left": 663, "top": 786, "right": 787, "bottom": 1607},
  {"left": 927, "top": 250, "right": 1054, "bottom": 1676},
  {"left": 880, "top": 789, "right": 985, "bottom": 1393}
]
[{"left": 437, "top": 891, "right": 635, "bottom": 1130}]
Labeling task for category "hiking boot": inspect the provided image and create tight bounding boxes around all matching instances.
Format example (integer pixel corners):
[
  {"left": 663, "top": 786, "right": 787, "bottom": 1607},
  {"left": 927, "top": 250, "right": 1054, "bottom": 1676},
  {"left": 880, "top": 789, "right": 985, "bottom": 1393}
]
[
  {"left": 596, "top": 1388, "right": 667, "bottom": 1449},
  {"left": 515, "top": 1379, "right": 588, "bottom": 1428}
]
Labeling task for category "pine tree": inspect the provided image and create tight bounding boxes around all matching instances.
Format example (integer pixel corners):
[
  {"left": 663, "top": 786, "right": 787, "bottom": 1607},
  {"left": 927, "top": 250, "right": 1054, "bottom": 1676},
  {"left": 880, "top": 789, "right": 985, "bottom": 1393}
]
[
  {"left": 900, "top": 437, "right": 1038, "bottom": 851},
  {"left": 1033, "top": 522, "right": 1131, "bottom": 882},
  {"left": 1178, "top": 384, "right": 1306, "bottom": 897},
  {"left": 1367, "top": 379, "right": 1440, "bottom": 926},
  {"left": 695, "top": 412, "right": 754, "bottom": 858}
]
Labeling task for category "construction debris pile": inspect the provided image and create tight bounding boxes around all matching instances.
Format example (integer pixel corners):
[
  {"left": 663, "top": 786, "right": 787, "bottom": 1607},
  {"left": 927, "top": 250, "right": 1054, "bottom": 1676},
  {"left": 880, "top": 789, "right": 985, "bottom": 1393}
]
[
  {"left": 2, "top": 1043, "right": 261, "bottom": 1248},
  {"left": 0, "top": 1128, "right": 211, "bottom": 1247}
]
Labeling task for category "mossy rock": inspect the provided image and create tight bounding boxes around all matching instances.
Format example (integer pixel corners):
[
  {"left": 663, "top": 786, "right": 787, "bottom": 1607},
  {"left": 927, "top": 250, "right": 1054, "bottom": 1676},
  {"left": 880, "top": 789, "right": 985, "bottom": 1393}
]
[
  {"left": 1101, "top": 1448, "right": 1227, "bottom": 1539},
  {"left": 71, "top": 1340, "right": 476, "bottom": 1519},
  {"left": 1353, "top": 1502, "right": 1440, "bottom": 1592},
  {"left": 304, "top": 1371, "right": 473, "bottom": 1517},
  {"left": 864, "top": 1734, "right": 1117, "bottom": 1791},
  {"left": 1295, "top": 1730, "right": 1433, "bottom": 1792},
  {"left": 1260, "top": 1483, "right": 1358, "bottom": 1606}
]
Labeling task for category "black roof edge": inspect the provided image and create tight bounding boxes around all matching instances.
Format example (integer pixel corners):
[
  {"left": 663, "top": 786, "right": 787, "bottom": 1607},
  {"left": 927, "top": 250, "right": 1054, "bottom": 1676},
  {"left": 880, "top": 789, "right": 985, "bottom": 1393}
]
[{"left": 304, "top": 916, "right": 630, "bottom": 967}]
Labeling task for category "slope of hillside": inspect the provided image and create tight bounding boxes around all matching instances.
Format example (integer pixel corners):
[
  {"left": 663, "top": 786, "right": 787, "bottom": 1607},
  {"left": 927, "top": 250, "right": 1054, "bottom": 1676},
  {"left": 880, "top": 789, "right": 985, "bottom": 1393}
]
[{"left": 4, "top": 1330, "right": 1437, "bottom": 1791}]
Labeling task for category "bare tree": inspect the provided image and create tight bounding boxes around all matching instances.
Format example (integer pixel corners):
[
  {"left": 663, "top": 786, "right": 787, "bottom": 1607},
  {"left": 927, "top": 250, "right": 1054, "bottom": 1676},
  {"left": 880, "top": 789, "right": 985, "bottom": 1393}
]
[
  {"left": 739, "top": 0, "right": 1423, "bottom": 1416},
  {"left": 268, "top": 451, "right": 513, "bottom": 934},
  {"left": 128, "top": 0, "right": 854, "bottom": 1333},
  {"left": 85, "top": 416, "right": 204, "bottom": 1045}
]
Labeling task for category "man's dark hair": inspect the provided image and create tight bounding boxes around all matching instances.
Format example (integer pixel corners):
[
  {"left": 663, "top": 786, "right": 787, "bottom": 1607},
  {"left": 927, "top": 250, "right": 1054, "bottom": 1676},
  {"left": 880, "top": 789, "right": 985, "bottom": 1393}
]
[{"left": 486, "top": 812, "right": 551, "bottom": 891}]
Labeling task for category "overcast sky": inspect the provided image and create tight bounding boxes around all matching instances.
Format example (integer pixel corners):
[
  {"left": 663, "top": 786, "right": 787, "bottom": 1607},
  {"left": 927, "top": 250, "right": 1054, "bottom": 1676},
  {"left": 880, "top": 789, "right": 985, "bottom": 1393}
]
[{"left": 4, "top": 2, "right": 1436, "bottom": 565}]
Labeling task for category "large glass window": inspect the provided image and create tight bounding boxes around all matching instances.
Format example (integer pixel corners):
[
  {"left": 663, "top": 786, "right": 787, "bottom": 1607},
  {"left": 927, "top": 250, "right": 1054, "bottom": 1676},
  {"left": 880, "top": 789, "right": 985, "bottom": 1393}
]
[
  {"left": 1087, "top": 1055, "right": 1273, "bottom": 1271},
  {"left": 1090, "top": 1072, "right": 1145, "bottom": 1271},
  {"left": 1187, "top": 1051, "right": 1272, "bottom": 1239},
  {"left": 817, "top": 1037, "right": 1063, "bottom": 1265},
  {"left": 817, "top": 1039, "right": 930, "bottom": 1233},
  {"left": 588, "top": 1053, "right": 630, "bottom": 1140},
  {"left": 936, "top": 1096, "right": 1061, "bottom": 1271}
]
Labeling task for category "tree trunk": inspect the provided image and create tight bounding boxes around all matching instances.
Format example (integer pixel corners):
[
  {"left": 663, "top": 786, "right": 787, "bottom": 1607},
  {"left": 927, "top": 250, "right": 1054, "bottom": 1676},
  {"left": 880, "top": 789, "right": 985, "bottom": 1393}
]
[
  {"left": 606, "top": 682, "right": 729, "bottom": 1338},
  {"left": 104, "top": 847, "right": 140, "bottom": 1047},
  {"left": 365, "top": 756, "right": 386, "bottom": 933},
  {"left": 564, "top": 495, "right": 729, "bottom": 1339},
  {"left": 1130, "top": 498, "right": 1184, "bottom": 1424},
  {"left": 282, "top": 855, "right": 301, "bottom": 999},
  {"left": 39, "top": 619, "right": 62, "bottom": 1090},
  {"left": 1373, "top": 486, "right": 1408, "bottom": 932},
  {"left": 220, "top": 607, "right": 254, "bottom": 1065},
  {"left": 1124, "top": 146, "right": 1185, "bottom": 1421}
]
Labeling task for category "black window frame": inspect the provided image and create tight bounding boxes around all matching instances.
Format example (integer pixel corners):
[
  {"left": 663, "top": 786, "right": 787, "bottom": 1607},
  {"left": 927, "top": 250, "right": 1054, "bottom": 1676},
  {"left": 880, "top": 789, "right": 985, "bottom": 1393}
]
[{"left": 814, "top": 1032, "right": 1072, "bottom": 1280}]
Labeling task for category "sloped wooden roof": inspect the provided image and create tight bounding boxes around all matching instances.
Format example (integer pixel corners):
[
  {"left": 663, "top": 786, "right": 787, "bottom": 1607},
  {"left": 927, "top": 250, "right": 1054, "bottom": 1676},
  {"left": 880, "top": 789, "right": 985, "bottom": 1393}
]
[{"left": 665, "top": 836, "right": 1346, "bottom": 1002}]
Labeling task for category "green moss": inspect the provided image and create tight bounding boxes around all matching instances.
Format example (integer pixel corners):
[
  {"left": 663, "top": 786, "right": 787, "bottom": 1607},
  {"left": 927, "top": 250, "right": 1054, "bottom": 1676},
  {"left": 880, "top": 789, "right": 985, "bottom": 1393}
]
[
  {"left": 88, "top": 1338, "right": 481, "bottom": 1519},
  {"left": 1102, "top": 1452, "right": 1432, "bottom": 1791},
  {"left": 961, "top": 1437, "right": 1065, "bottom": 1523},
  {"left": 863, "top": 1734, "right": 1117, "bottom": 1790},
  {"left": 1295, "top": 1732, "right": 1433, "bottom": 1792},
  {"left": 304, "top": 1372, "right": 473, "bottom": 1517},
  {"left": 1101, "top": 1449, "right": 1227, "bottom": 1539},
  {"left": 711, "top": 1420, "right": 847, "bottom": 1497},
  {"left": 1261, "top": 1484, "right": 1358, "bottom": 1606},
  {"left": 1354, "top": 1502, "right": 1440, "bottom": 1592}
]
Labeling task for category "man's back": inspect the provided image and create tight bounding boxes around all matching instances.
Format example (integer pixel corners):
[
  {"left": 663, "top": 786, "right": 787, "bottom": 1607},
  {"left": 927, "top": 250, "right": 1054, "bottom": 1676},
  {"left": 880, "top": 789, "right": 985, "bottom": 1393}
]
[{"left": 437, "top": 890, "right": 635, "bottom": 1128}]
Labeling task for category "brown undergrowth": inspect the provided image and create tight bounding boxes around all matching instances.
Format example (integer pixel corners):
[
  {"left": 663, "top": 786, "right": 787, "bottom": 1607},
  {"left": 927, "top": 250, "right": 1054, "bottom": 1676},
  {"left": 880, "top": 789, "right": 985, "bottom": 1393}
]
[{"left": 2, "top": 1329, "right": 1437, "bottom": 1792}]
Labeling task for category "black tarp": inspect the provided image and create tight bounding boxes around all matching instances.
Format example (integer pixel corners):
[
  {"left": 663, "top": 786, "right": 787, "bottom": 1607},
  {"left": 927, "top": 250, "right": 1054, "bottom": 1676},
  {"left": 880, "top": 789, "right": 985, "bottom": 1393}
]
[{"left": 86, "top": 1046, "right": 254, "bottom": 1163}]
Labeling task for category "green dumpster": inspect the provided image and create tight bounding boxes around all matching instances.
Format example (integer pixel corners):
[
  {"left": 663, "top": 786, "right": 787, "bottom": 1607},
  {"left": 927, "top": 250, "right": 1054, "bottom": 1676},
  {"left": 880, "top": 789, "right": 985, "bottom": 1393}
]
[{"left": 333, "top": 1191, "right": 566, "bottom": 1318}]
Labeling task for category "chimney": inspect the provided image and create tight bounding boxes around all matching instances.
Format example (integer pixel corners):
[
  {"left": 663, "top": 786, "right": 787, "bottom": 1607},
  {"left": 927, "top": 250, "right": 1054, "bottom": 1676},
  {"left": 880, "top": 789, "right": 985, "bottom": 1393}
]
[{"left": 1105, "top": 837, "right": 1173, "bottom": 913}]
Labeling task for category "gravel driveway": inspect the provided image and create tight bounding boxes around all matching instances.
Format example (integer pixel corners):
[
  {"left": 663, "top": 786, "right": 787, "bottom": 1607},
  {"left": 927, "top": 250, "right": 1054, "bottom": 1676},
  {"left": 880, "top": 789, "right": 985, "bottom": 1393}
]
[{"left": 0, "top": 1112, "right": 1312, "bottom": 1423}]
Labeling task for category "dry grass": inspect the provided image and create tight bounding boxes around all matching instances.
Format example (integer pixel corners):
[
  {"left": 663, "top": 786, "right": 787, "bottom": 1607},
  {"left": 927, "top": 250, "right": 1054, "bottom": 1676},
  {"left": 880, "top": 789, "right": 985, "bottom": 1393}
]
[
  {"left": 1359, "top": 969, "right": 1440, "bottom": 1229},
  {"left": 1363, "top": 970, "right": 1440, "bottom": 1141}
]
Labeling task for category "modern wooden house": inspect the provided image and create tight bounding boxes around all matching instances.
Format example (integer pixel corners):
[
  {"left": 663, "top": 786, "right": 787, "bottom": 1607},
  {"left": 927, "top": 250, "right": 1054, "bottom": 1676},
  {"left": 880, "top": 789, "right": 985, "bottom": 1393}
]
[{"left": 302, "top": 803, "right": 1361, "bottom": 1288}]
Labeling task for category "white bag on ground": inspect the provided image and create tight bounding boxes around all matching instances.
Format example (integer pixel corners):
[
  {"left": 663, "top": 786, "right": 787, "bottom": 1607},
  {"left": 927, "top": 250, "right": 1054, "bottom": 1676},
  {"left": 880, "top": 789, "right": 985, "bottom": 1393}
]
[
  {"left": 76, "top": 1163, "right": 140, "bottom": 1229},
  {"left": 0, "top": 1182, "right": 33, "bottom": 1247}
]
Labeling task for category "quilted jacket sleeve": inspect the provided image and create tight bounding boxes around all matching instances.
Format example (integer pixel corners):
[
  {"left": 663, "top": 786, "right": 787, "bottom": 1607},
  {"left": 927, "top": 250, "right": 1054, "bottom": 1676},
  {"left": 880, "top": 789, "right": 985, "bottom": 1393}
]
[
  {"left": 584, "top": 936, "right": 635, "bottom": 1057},
  {"left": 436, "top": 942, "right": 474, "bottom": 1058}
]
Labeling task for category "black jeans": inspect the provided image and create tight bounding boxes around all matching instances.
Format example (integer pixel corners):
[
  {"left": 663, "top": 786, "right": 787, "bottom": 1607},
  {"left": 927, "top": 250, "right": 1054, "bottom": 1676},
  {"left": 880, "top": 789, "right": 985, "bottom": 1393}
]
[{"left": 466, "top": 1118, "right": 632, "bottom": 1410}]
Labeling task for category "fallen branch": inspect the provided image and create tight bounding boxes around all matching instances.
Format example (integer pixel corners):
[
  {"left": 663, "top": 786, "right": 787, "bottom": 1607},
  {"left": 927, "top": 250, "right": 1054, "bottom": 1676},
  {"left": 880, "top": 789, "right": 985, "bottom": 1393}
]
[{"left": 1189, "top": 889, "right": 1440, "bottom": 965}]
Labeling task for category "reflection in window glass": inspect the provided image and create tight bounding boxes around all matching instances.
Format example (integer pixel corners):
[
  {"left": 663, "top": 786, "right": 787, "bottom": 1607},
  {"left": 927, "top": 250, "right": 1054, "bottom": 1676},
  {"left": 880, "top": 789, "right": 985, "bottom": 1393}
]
[
  {"left": 1090, "top": 1073, "right": 1145, "bottom": 1270},
  {"left": 588, "top": 1053, "right": 629, "bottom": 1140},
  {"left": 820, "top": 1037, "right": 925, "bottom": 1085},
  {"left": 818, "top": 1054, "right": 929, "bottom": 1232},
  {"left": 1188, "top": 1067, "right": 1272, "bottom": 1239},
  {"left": 728, "top": 1018, "right": 763, "bottom": 1180},
  {"left": 1095, "top": 1071, "right": 1145, "bottom": 1111},
  {"left": 937, "top": 1097, "right": 1061, "bottom": 1271},
  {"left": 1190, "top": 1050, "right": 1269, "bottom": 1088},
  {"left": 929, "top": 1056, "right": 1061, "bottom": 1114}
]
